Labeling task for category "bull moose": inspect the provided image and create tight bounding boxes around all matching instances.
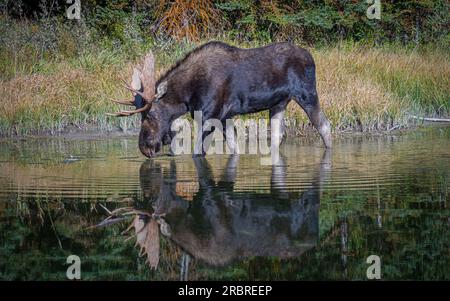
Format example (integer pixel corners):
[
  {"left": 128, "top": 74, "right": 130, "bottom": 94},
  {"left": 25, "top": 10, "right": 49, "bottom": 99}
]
[{"left": 108, "top": 41, "right": 332, "bottom": 158}]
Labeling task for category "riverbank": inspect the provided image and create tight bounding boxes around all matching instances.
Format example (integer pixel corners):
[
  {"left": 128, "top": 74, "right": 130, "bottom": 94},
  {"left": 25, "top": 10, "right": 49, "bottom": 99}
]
[
  {"left": 3, "top": 121, "right": 448, "bottom": 147},
  {"left": 1, "top": 17, "right": 449, "bottom": 137}
]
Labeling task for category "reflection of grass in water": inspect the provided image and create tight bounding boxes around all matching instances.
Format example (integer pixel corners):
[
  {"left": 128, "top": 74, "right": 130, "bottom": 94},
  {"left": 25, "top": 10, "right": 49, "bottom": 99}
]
[
  {"left": 195, "top": 197, "right": 449, "bottom": 280},
  {"left": 0, "top": 137, "right": 140, "bottom": 165},
  {"left": 1, "top": 179, "right": 448, "bottom": 280},
  {"left": 0, "top": 200, "right": 187, "bottom": 280},
  {"left": 0, "top": 138, "right": 146, "bottom": 202}
]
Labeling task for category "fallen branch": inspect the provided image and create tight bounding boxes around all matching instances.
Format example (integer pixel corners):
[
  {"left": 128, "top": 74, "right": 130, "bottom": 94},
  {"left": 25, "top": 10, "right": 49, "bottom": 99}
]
[
  {"left": 411, "top": 115, "right": 450, "bottom": 122},
  {"left": 387, "top": 124, "right": 401, "bottom": 132}
]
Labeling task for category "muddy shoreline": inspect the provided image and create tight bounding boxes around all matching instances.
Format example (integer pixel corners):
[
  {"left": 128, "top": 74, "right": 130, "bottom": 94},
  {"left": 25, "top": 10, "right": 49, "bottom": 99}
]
[{"left": 1, "top": 122, "right": 446, "bottom": 142}]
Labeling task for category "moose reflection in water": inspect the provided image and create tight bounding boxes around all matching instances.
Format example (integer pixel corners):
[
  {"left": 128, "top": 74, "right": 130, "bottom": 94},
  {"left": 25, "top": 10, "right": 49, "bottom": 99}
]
[{"left": 97, "top": 150, "right": 330, "bottom": 277}]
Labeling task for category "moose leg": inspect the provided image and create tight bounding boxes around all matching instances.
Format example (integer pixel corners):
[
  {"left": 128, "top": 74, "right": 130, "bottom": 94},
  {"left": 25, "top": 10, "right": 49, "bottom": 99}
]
[
  {"left": 269, "top": 101, "right": 288, "bottom": 147},
  {"left": 222, "top": 153, "right": 239, "bottom": 182},
  {"left": 223, "top": 119, "right": 239, "bottom": 154},
  {"left": 193, "top": 119, "right": 218, "bottom": 156},
  {"left": 193, "top": 120, "right": 205, "bottom": 156},
  {"left": 192, "top": 156, "right": 215, "bottom": 187},
  {"left": 295, "top": 91, "right": 332, "bottom": 148}
]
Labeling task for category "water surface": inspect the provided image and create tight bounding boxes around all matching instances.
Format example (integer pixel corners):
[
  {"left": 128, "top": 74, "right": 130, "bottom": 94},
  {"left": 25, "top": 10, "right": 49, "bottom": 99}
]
[{"left": 0, "top": 127, "right": 449, "bottom": 280}]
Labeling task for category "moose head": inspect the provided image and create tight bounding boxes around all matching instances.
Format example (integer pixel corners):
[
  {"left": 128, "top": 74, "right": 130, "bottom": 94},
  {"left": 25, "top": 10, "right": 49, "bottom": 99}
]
[{"left": 107, "top": 52, "right": 168, "bottom": 158}]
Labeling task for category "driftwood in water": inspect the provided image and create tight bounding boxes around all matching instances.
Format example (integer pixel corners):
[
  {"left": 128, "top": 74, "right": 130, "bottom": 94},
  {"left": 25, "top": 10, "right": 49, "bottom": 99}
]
[{"left": 411, "top": 115, "right": 450, "bottom": 122}]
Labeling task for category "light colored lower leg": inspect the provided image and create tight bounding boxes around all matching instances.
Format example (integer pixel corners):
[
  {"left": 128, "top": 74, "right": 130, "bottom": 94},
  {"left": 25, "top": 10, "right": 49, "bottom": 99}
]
[
  {"left": 270, "top": 109, "right": 285, "bottom": 147},
  {"left": 225, "top": 121, "right": 238, "bottom": 154},
  {"left": 194, "top": 121, "right": 203, "bottom": 155}
]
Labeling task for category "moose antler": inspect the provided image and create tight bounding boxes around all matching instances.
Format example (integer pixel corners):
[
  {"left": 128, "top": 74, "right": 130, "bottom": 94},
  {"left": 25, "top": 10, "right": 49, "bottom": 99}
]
[{"left": 107, "top": 52, "right": 156, "bottom": 117}]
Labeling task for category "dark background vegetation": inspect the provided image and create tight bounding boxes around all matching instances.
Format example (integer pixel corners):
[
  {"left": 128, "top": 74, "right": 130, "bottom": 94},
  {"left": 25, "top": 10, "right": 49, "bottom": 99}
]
[{"left": 2, "top": 0, "right": 448, "bottom": 46}]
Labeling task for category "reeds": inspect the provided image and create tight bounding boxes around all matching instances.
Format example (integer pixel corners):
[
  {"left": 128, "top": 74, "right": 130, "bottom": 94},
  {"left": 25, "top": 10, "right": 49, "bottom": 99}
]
[{"left": 0, "top": 53, "right": 142, "bottom": 136}]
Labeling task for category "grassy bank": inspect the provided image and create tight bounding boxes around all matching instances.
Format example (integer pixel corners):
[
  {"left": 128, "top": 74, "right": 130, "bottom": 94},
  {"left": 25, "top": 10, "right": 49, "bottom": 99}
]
[{"left": 1, "top": 16, "right": 449, "bottom": 137}]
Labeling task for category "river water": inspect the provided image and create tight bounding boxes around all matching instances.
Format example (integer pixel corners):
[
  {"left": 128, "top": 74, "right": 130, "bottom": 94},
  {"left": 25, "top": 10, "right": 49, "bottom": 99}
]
[{"left": 0, "top": 126, "right": 448, "bottom": 280}]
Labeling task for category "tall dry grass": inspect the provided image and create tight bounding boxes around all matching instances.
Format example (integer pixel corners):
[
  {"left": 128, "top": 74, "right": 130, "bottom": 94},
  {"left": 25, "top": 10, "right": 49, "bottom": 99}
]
[
  {"left": 0, "top": 19, "right": 448, "bottom": 136},
  {"left": 281, "top": 45, "right": 450, "bottom": 132},
  {"left": 0, "top": 54, "right": 144, "bottom": 136}
]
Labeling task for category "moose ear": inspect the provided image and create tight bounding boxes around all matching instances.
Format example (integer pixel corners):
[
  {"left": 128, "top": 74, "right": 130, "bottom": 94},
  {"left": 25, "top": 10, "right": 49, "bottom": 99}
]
[
  {"left": 131, "top": 68, "right": 142, "bottom": 91},
  {"left": 155, "top": 81, "right": 168, "bottom": 99}
]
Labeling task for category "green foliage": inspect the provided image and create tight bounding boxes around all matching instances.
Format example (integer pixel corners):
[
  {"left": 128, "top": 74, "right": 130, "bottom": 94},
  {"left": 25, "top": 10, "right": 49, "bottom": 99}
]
[
  {"left": 2, "top": 0, "right": 447, "bottom": 45},
  {"left": 215, "top": 0, "right": 448, "bottom": 45}
]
